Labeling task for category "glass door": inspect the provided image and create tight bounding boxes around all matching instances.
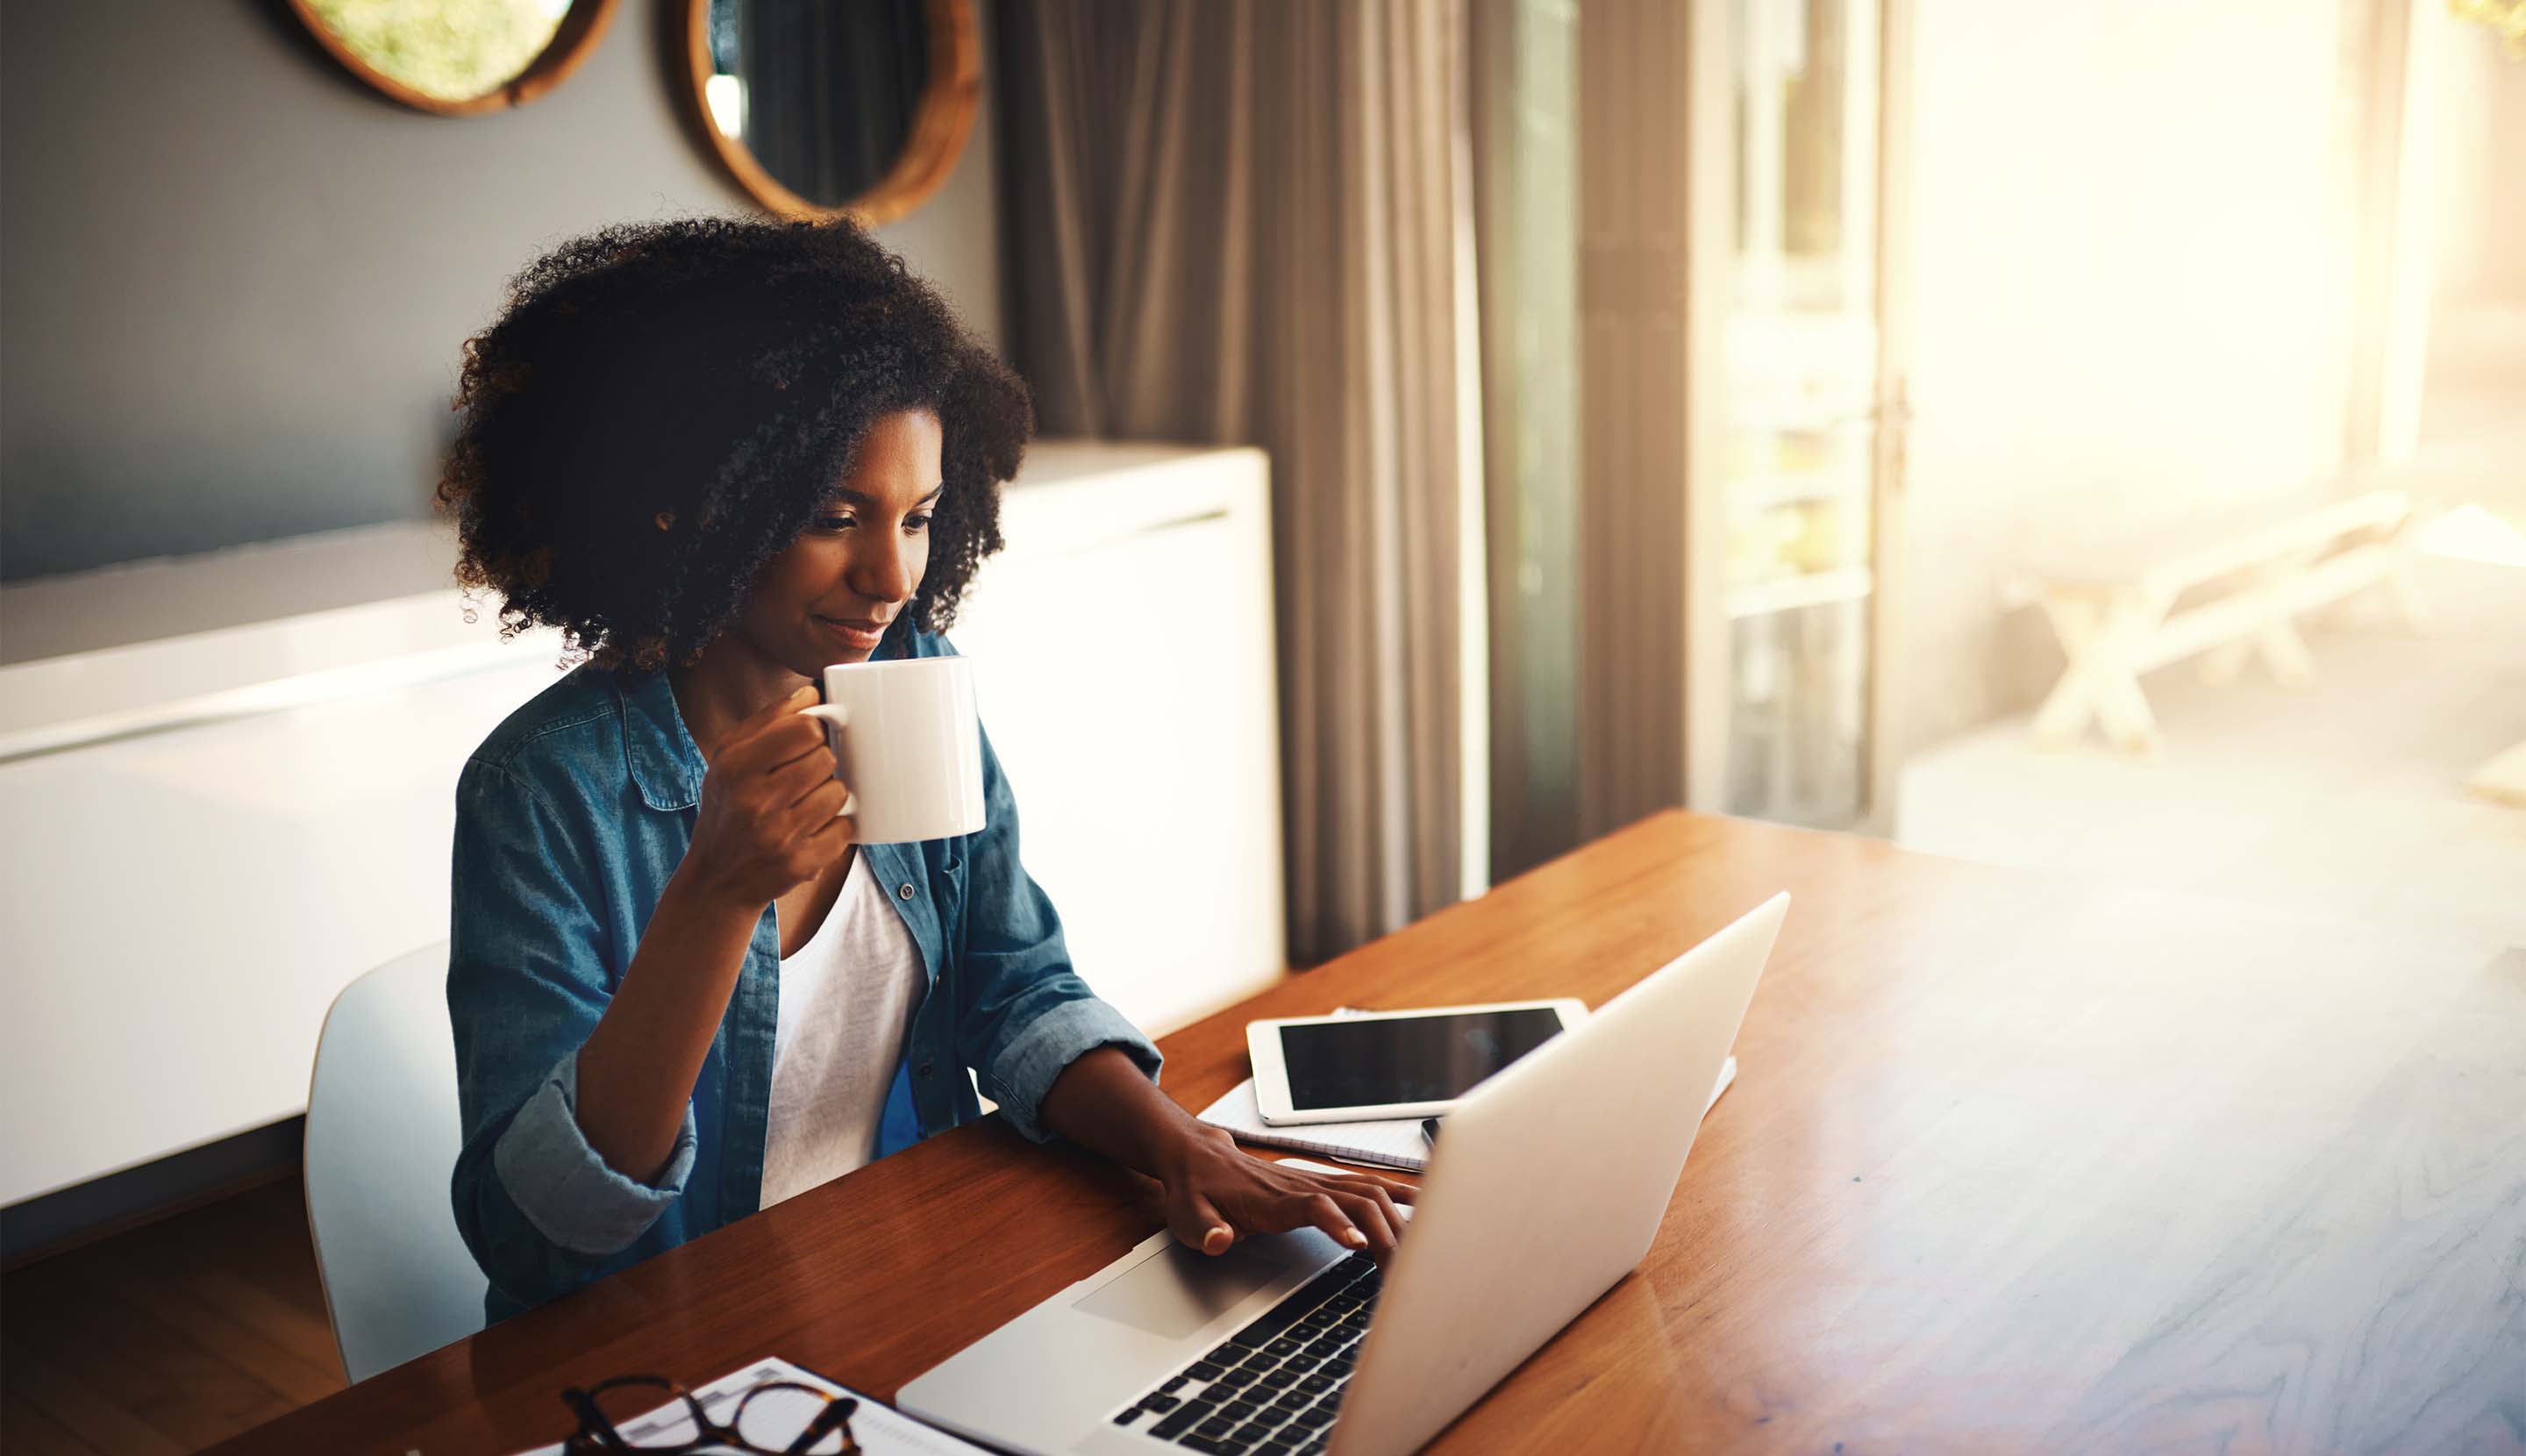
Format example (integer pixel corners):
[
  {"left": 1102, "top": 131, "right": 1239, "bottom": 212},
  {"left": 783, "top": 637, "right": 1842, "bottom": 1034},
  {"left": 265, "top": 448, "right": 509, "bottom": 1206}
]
[{"left": 1718, "top": 0, "right": 1901, "bottom": 826}]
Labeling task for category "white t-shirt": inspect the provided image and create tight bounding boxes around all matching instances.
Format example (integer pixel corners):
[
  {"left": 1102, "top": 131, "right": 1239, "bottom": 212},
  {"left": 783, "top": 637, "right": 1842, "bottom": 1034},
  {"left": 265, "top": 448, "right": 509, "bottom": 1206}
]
[{"left": 760, "top": 849, "right": 927, "bottom": 1209}]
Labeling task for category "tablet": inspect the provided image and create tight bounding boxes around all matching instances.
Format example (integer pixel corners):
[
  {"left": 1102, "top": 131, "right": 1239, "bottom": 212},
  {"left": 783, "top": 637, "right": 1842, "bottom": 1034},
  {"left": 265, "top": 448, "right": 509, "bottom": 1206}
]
[{"left": 1245, "top": 999, "right": 1589, "bottom": 1125}]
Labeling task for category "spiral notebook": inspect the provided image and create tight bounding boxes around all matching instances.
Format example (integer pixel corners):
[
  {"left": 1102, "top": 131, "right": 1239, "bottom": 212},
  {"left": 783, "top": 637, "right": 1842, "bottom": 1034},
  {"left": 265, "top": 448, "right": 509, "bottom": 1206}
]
[{"left": 1197, "top": 1055, "right": 1738, "bottom": 1173}]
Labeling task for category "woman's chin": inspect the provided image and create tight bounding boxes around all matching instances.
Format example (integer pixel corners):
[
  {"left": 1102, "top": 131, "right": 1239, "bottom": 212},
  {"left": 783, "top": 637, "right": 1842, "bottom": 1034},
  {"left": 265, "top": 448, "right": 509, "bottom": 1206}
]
[{"left": 800, "top": 646, "right": 875, "bottom": 673}]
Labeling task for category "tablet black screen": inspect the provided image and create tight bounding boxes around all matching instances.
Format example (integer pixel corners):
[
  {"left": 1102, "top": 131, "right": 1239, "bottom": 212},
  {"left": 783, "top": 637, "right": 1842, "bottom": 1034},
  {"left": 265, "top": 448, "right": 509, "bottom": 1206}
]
[{"left": 1279, "top": 1008, "right": 1568, "bottom": 1110}]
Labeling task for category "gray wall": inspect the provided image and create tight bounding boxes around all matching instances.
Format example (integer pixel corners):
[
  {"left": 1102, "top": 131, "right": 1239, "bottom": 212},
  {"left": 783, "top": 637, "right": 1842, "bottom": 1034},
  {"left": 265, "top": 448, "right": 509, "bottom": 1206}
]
[{"left": 0, "top": 0, "right": 1003, "bottom": 582}]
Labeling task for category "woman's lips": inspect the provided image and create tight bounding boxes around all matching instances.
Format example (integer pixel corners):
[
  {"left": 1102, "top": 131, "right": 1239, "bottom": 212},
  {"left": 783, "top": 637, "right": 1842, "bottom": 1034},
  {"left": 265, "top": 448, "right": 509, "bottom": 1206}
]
[{"left": 815, "top": 616, "right": 888, "bottom": 651}]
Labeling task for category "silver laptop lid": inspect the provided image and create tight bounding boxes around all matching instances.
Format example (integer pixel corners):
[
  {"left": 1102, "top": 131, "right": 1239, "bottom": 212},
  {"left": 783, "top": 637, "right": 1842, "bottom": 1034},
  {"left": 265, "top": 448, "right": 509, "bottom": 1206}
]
[{"left": 1325, "top": 894, "right": 1787, "bottom": 1456}]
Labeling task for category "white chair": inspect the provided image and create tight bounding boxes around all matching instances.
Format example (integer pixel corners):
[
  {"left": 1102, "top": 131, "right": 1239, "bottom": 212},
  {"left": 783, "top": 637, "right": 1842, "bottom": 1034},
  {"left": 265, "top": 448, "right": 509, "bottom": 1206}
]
[{"left": 304, "top": 940, "right": 486, "bottom": 1383}]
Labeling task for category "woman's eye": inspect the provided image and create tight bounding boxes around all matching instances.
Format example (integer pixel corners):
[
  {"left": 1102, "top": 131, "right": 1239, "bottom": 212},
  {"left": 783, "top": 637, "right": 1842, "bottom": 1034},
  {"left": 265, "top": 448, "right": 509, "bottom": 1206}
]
[
  {"left": 905, "top": 513, "right": 933, "bottom": 533},
  {"left": 817, "top": 514, "right": 855, "bottom": 532}
]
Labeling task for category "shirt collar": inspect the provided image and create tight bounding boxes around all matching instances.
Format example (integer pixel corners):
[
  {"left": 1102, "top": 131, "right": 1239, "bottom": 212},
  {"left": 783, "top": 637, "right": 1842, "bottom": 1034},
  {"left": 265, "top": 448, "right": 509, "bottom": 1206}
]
[{"left": 616, "top": 668, "right": 706, "bottom": 811}]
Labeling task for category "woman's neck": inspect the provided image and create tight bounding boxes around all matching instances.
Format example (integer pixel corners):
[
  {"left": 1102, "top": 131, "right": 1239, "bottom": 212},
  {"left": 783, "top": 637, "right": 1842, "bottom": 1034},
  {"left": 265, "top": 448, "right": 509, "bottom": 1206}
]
[{"left": 667, "top": 638, "right": 809, "bottom": 760}]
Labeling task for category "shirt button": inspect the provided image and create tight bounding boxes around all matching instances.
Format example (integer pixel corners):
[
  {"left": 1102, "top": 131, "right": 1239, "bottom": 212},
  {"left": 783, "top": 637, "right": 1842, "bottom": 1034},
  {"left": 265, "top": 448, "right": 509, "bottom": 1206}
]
[
  {"left": 917, "top": 1061, "right": 935, "bottom": 1078},
  {"left": 896, "top": 882, "right": 916, "bottom": 901}
]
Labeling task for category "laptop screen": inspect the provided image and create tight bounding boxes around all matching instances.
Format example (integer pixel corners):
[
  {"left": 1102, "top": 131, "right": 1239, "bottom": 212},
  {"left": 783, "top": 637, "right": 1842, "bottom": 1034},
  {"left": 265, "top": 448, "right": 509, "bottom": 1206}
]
[{"left": 1279, "top": 1008, "right": 1569, "bottom": 1110}]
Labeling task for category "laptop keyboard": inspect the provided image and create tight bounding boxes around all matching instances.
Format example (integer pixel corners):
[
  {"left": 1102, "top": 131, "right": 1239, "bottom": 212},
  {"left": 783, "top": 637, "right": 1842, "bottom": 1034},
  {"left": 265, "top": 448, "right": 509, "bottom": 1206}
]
[{"left": 1107, "top": 1250, "right": 1381, "bottom": 1455}]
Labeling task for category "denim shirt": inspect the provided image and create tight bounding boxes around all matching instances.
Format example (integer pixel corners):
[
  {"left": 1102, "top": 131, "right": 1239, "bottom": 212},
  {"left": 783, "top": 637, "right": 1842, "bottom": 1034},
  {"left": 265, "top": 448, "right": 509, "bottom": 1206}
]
[{"left": 447, "top": 630, "right": 1161, "bottom": 1322}]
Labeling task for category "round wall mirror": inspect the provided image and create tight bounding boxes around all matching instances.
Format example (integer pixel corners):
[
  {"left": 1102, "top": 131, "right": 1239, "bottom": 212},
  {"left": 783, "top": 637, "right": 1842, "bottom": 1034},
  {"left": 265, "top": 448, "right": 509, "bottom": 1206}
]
[
  {"left": 681, "top": 0, "right": 981, "bottom": 225},
  {"left": 289, "top": 0, "right": 619, "bottom": 116}
]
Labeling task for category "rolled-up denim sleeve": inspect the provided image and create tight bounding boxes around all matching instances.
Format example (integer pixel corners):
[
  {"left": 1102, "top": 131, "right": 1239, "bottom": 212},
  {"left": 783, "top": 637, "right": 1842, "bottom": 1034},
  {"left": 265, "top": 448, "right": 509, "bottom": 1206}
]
[
  {"left": 492, "top": 1047, "right": 697, "bottom": 1255},
  {"left": 952, "top": 719, "right": 1163, "bottom": 1144},
  {"left": 448, "top": 757, "right": 691, "bottom": 1308}
]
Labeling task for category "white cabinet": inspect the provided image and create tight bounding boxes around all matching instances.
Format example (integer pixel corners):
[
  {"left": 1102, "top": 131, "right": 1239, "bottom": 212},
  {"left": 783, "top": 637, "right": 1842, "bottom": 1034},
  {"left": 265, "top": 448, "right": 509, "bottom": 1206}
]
[
  {"left": 951, "top": 443, "right": 1286, "bottom": 1038},
  {"left": 0, "top": 534, "right": 576, "bottom": 1210},
  {"left": 0, "top": 440, "right": 1283, "bottom": 1210}
]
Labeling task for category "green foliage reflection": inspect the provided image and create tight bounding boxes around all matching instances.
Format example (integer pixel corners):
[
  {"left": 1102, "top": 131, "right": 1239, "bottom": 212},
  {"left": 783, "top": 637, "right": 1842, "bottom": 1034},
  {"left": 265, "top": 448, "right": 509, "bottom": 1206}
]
[{"left": 308, "top": 0, "right": 571, "bottom": 103}]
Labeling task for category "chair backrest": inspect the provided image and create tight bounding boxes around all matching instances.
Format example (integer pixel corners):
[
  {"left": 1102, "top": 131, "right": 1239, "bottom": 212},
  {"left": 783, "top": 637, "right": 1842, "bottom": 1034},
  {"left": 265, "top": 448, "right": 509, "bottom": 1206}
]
[{"left": 303, "top": 940, "right": 485, "bottom": 1383}]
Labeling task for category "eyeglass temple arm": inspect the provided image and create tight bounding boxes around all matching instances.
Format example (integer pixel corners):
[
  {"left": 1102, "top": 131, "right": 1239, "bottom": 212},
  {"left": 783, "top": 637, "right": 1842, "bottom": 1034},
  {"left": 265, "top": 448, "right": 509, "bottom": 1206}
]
[
  {"left": 781, "top": 1395, "right": 858, "bottom": 1456},
  {"left": 560, "top": 1388, "right": 639, "bottom": 1453}
]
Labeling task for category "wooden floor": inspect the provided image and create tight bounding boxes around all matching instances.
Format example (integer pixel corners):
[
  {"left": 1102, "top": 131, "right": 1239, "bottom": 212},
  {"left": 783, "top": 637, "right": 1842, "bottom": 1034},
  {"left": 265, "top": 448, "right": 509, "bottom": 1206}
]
[{"left": 2, "top": 1177, "right": 346, "bottom": 1455}]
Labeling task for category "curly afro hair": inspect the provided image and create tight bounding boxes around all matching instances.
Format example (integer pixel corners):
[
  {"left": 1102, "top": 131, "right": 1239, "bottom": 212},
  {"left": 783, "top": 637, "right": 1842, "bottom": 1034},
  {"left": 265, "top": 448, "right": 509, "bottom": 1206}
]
[{"left": 438, "top": 216, "right": 1030, "bottom": 673}]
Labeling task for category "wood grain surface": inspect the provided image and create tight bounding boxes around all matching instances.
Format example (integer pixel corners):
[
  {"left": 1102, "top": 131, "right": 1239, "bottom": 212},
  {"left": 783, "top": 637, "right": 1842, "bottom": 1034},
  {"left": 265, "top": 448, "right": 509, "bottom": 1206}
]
[
  {"left": 199, "top": 811, "right": 2526, "bottom": 1455},
  {"left": 3, "top": 1178, "right": 344, "bottom": 1454}
]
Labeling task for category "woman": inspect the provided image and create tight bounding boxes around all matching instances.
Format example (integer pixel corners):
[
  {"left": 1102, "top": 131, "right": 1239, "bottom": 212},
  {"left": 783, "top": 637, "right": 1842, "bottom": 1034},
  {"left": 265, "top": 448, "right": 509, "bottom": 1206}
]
[{"left": 441, "top": 218, "right": 1409, "bottom": 1320}]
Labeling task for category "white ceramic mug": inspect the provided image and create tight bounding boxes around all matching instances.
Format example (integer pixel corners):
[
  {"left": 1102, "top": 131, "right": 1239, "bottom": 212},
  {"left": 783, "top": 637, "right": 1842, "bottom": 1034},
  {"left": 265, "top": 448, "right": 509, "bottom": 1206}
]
[{"left": 799, "top": 656, "right": 987, "bottom": 845}]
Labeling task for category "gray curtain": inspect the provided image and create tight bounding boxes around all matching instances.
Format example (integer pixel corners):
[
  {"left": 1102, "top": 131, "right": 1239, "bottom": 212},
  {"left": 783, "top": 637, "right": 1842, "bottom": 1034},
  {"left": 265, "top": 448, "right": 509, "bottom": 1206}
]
[{"left": 997, "top": 0, "right": 1474, "bottom": 965}]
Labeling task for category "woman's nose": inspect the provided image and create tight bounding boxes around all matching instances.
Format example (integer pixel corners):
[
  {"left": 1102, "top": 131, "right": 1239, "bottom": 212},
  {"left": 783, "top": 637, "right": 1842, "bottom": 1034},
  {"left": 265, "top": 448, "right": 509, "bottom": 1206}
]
[{"left": 851, "top": 536, "right": 916, "bottom": 605}]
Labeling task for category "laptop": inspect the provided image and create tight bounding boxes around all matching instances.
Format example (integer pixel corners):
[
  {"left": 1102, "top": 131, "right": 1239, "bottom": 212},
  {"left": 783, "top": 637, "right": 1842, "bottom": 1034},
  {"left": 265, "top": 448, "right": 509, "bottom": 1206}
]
[{"left": 897, "top": 893, "right": 1787, "bottom": 1456}]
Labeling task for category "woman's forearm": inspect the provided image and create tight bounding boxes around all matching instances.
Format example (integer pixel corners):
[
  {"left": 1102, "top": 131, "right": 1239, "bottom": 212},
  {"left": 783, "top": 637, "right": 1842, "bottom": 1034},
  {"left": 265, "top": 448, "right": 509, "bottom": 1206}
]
[
  {"left": 571, "top": 867, "right": 764, "bottom": 1181},
  {"left": 1039, "top": 1046, "right": 1402, "bottom": 1260},
  {"left": 1038, "top": 1046, "right": 1223, "bottom": 1182}
]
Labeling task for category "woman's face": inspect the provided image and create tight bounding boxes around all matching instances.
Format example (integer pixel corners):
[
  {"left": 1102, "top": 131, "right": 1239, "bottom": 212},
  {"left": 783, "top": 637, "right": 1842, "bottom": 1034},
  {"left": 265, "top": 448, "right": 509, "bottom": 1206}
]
[{"left": 738, "top": 407, "right": 945, "bottom": 674}]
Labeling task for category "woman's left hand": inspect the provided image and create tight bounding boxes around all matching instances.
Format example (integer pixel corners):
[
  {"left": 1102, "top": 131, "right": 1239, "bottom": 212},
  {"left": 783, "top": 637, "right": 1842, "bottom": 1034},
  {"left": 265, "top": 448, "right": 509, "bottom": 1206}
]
[{"left": 1157, "top": 1128, "right": 1416, "bottom": 1264}]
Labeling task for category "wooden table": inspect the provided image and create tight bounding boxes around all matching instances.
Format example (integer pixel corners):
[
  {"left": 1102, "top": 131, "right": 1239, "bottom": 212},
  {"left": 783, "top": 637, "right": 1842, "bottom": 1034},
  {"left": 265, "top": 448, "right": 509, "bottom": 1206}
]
[{"left": 209, "top": 812, "right": 2525, "bottom": 1454}]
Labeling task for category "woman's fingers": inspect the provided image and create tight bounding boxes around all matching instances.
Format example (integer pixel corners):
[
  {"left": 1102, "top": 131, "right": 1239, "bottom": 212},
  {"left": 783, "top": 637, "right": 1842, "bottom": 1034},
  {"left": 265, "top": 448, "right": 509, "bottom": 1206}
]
[
  {"left": 1328, "top": 1189, "right": 1399, "bottom": 1259},
  {"left": 1224, "top": 1187, "right": 1337, "bottom": 1242},
  {"left": 720, "top": 700, "right": 830, "bottom": 776},
  {"left": 1283, "top": 1192, "right": 1371, "bottom": 1253},
  {"left": 790, "top": 779, "right": 851, "bottom": 828},
  {"left": 1171, "top": 1189, "right": 1236, "bottom": 1256},
  {"left": 785, "top": 810, "right": 855, "bottom": 881},
  {"left": 1332, "top": 1170, "right": 1417, "bottom": 1206},
  {"left": 762, "top": 717, "right": 843, "bottom": 783},
  {"left": 797, "top": 809, "right": 855, "bottom": 851},
  {"left": 756, "top": 755, "right": 824, "bottom": 817},
  {"left": 1167, "top": 1147, "right": 1420, "bottom": 1267},
  {"left": 1351, "top": 1179, "right": 1409, "bottom": 1241}
]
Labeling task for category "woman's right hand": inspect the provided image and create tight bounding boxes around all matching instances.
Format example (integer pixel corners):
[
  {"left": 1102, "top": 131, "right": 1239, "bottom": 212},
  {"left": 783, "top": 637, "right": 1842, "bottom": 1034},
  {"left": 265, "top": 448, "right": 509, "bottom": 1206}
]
[{"left": 681, "top": 684, "right": 855, "bottom": 910}]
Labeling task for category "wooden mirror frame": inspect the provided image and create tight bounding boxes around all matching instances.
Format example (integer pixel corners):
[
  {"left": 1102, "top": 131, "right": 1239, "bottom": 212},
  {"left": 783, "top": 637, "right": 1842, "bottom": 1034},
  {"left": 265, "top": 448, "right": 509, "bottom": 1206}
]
[
  {"left": 287, "top": 0, "right": 622, "bottom": 117},
  {"left": 678, "top": 0, "right": 981, "bottom": 225}
]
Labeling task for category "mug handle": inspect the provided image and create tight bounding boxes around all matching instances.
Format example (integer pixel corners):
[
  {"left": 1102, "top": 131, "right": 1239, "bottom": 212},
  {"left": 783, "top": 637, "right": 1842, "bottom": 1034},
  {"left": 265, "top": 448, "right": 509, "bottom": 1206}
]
[{"left": 796, "top": 703, "right": 858, "bottom": 817}]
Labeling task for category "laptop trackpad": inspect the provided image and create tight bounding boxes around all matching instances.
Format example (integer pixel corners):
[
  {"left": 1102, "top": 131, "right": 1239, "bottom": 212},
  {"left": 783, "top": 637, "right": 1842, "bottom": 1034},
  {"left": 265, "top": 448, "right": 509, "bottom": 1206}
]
[{"left": 1072, "top": 1241, "right": 1287, "bottom": 1339}]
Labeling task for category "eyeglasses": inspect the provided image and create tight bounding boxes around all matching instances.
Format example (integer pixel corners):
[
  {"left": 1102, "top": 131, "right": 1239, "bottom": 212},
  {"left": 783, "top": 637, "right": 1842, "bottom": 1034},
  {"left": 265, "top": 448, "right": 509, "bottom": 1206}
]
[{"left": 560, "top": 1374, "right": 863, "bottom": 1455}]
